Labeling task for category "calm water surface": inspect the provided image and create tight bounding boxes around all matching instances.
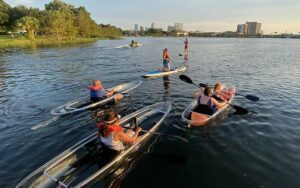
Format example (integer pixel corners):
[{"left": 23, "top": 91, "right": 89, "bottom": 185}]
[{"left": 0, "top": 38, "right": 299, "bottom": 188}]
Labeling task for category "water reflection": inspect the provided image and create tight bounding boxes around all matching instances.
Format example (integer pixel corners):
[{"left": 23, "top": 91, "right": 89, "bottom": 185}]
[{"left": 163, "top": 76, "right": 170, "bottom": 94}]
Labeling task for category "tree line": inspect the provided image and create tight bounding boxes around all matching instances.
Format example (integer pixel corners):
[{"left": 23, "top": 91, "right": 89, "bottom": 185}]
[{"left": 0, "top": 0, "right": 122, "bottom": 40}]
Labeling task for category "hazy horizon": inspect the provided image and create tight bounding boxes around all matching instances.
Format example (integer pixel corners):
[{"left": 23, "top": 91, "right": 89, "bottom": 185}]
[{"left": 5, "top": 0, "right": 300, "bottom": 34}]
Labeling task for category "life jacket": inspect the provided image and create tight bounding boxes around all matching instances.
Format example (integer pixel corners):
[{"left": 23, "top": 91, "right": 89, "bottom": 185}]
[
  {"left": 107, "top": 124, "right": 123, "bottom": 133},
  {"left": 89, "top": 85, "right": 106, "bottom": 98},
  {"left": 99, "top": 124, "right": 124, "bottom": 151}
]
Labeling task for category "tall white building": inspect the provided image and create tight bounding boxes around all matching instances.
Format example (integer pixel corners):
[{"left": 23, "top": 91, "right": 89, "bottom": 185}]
[
  {"left": 134, "top": 24, "right": 139, "bottom": 31},
  {"left": 151, "top": 22, "right": 155, "bottom": 29}
]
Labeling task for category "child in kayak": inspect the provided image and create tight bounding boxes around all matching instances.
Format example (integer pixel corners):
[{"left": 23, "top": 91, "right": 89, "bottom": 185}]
[
  {"left": 213, "top": 83, "right": 234, "bottom": 101},
  {"left": 193, "top": 86, "right": 227, "bottom": 115},
  {"left": 89, "top": 80, "right": 123, "bottom": 103},
  {"left": 96, "top": 112, "right": 141, "bottom": 151}
]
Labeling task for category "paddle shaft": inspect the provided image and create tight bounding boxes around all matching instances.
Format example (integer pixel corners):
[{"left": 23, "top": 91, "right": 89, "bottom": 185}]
[{"left": 169, "top": 59, "right": 178, "bottom": 68}]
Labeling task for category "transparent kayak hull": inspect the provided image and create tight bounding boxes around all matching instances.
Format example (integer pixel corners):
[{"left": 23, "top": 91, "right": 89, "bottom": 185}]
[
  {"left": 51, "top": 81, "right": 142, "bottom": 116},
  {"left": 16, "top": 102, "right": 172, "bottom": 188},
  {"left": 182, "top": 87, "right": 236, "bottom": 126}
]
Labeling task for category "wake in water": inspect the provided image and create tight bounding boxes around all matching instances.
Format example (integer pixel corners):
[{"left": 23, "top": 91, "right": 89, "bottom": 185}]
[
  {"left": 114, "top": 45, "right": 130, "bottom": 49},
  {"left": 31, "top": 116, "right": 60, "bottom": 130}
]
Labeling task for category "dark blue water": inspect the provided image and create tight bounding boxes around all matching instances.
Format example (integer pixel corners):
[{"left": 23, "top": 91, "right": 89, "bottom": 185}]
[{"left": 0, "top": 38, "right": 299, "bottom": 188}]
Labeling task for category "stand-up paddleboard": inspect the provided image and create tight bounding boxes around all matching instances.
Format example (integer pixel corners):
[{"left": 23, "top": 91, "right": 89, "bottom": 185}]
[
  {"left": 182, "top": 86, "right": 236, "bottom": 127},
  {"left": 142, "top": 65, "right": 187, "bottom": 78}
]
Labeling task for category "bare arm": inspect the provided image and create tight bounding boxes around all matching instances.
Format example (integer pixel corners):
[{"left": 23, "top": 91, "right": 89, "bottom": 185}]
[
  {"left": 115, "top": 128, "right": 141, "bottom": 144},
  {"left": 211, "top": 98, "right": 227, "bottom": 109}
]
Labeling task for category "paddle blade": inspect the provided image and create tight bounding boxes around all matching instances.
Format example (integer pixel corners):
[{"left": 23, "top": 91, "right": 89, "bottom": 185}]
[
  {"left": 245, "top": 95, "right": 259, "bottom": 101},
  {"left": 232, "top": 105, "right": 248, "bottom": 115},
  {"left": 179, "top": 75, "right": 194, "bottom": 84},
  {"left": 235, "top": 93, "right": 259, "bottom": 101}
]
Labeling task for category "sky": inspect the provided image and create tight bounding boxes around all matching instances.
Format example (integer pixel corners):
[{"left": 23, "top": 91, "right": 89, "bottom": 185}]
[{"left": 5, "top": 0, "right": 300, "bottom": 34}]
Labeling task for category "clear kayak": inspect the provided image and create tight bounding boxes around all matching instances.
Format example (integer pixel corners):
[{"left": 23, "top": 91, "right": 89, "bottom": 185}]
[
  {"left": 16, "top": 102, "right": 171, "bottom": 188},
  {"left": 182, "top": 87, "right": 236, "bottom": 126},
  {"left": 142, "top": 65, "right": 187, "bottom": 78},
  {"left": 51, "top": 81, "right": 142, "bottom": 116}
]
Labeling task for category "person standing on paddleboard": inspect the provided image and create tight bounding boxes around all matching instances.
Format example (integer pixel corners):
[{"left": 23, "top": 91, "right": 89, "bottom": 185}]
[
  {"left": 89, "top": 80, "right": 123, "bottom": 103},
  {"left": 162, "top": 48, "right": 170, "bottom": 71},
  {"left": 184, "top": 38, "right": 188, "bottom": 54}
]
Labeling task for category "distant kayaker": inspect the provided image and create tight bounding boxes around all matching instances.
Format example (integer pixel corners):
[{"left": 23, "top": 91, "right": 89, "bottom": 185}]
[
  {"left": 89, "top": 80, "right": 123, "bottom": 103},
  {"left": 213, "top": 83, "right": 234, "bottom": 101},
  {"left": 162, "top": 48, "right": 170, "bottom": 71},
  {"left": 184, "top": 38, "right": 188, "bottom": 54},
  {"left": 193, "top": 86, "right": 227, "bottom": 115},
  {"left": 96, "top": 112, "right": 141, "bottom": 151}
]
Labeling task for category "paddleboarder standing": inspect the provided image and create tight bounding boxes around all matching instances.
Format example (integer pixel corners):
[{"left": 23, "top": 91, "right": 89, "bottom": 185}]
[
  {"left": 162, "top": 48, "right": 170, "bottom": 71},
  {"left": 184, "top": 38, "right": 189, "bottom": 60}
]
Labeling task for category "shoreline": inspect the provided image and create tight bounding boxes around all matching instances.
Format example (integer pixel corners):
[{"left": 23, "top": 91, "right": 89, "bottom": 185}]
[{"left": 0, "top": 36, "right": 122, "bottom": 49}]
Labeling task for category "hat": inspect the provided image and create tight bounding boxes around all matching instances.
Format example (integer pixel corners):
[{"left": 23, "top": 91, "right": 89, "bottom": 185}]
[{"left": 163, "top": 48, "right": 168, "bottom": 52}]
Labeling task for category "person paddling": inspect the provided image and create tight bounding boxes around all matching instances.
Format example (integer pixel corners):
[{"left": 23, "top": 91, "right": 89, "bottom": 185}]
[
  {"left": 89, "top": 80, "right": 123, "bottom": 103},
  {"left": 213, "top": 83, "right": 234, "bottom": 101},
  {"left": 96, "top": 112, "right": 141, "bottom": 151},
  {"left": 162, "top": 48, "right": 170, "bottom": 71},
  {"left": 193, "top": 86, "right": 227, "bottom": 116},
  {"left": 184, "top": 38, "right": 188, "bottom": 54}
]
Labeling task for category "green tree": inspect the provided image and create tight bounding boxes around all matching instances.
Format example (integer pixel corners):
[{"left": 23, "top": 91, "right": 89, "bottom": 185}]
[
  {"left": 76, "top": 6, "right": 96, "bottom": 37},
  {"left": 16, "top": 16, "right": 39, "bottom": 39},
  {"left": 0, "top": 0, "right": 11, "bottom": 31},
  {"left": 43, "top": 0, "right": 78, "bottom": 40}
]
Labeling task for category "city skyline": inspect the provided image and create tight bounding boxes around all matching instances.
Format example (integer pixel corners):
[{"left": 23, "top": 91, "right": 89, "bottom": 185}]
[{"left": 5, "top": 0, "right": 300, "bottom": 34}]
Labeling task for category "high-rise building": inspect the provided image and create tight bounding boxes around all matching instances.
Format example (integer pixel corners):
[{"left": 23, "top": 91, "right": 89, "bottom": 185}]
[
  {"left": 151, "top": 22, "right": 155, "bottom": 29},
  {"left": 167, "top": 25, "right": 174, "bottom": 32},
  {"left": 246, "top": 22, "right": 261, "bottom": 35},
  {"left": 140, "top": 26, "right": 144, "bottom": 32},
  {"left": 174, "top": 23, "right": 183, "bottom": 31},
  {"left": 236, "top": 22, "right": 261, "bottom": 35},
  {"left": 236, "top": 24, "right": 248, "bottom": 34},
  {"left": 134, "top": 24, "right": 139, "bottom": 31}
]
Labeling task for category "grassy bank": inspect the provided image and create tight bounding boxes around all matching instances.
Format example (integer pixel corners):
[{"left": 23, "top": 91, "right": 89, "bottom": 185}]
[{"left": 0, "top": 35, "right": 104, "bottom": 49}]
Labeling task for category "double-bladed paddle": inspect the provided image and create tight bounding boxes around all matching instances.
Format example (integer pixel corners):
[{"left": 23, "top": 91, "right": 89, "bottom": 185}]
[
  {"left": 179, "top": 74, "right": 249, "bottom": 115},
  {"left": 197, "top": 83, "right": 259, "bottom": 102}
]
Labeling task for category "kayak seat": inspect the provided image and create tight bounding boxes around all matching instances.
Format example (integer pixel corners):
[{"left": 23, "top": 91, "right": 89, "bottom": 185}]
[{"left": 193, "top": 104, "right": 214, "bottom": 115}]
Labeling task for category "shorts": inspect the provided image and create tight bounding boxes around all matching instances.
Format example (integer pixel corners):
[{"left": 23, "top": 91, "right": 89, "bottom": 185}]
[{"left": 163, "top": 60, "right": 169, "bottom": 69}]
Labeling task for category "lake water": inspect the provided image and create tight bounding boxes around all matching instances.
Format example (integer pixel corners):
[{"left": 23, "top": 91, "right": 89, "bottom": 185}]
[{"left": 0, "top": 37, "right": 299, "bottom": 188}]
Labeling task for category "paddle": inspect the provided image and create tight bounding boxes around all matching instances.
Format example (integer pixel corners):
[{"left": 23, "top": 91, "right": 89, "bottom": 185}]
[
  {"left": 169, "top": 59, "right": 178, "bottom": 68},
  {"left": 198, "top": 83, "right": 259, "bottom": 102},
  {"left": 179, "top": 74, "right": 249, "bottom": 115},
  {"left": 131, "top": 118, "right": 188, "bottom": 143}
]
